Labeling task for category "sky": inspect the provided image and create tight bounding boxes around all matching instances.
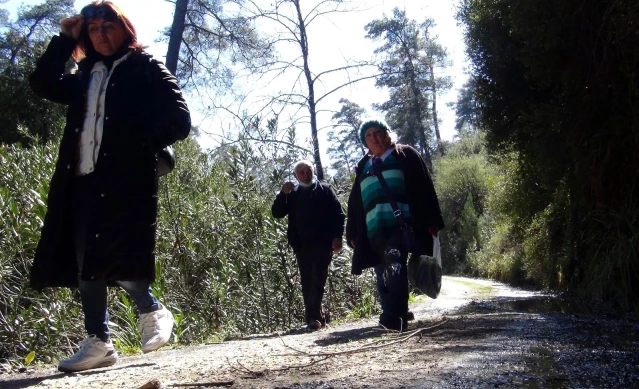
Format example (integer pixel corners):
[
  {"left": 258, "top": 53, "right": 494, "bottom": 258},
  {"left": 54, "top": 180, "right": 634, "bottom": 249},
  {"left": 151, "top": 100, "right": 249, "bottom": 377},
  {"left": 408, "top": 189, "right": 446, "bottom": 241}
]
[{"left": 3, "top": 0, "right": 470, "bottom": 164}]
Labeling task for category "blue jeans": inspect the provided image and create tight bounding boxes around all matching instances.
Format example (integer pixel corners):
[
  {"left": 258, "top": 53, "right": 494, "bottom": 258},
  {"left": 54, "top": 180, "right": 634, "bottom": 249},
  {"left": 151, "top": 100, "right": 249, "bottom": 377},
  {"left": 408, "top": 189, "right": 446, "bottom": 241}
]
[
  {"left": 73, "top": 174, "right": 159, "bottom": 341},
  {"left": 78, "top": 279, "right": 159, "bottom": 341}
]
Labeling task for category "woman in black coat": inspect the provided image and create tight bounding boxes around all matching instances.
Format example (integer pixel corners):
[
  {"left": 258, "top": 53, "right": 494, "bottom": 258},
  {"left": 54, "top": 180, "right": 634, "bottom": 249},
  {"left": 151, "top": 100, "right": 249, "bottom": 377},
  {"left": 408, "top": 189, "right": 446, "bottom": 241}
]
[{"left": 29, "top": 1, "right": 191, "bottom": 372}]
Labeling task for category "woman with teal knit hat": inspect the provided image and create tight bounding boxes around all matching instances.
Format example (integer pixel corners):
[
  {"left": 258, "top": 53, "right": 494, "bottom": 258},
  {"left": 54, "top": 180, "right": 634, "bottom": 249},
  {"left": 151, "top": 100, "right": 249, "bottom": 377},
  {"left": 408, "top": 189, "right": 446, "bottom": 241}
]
[{"left": 345, "top": 119, "right": 444, "bottom": 331}]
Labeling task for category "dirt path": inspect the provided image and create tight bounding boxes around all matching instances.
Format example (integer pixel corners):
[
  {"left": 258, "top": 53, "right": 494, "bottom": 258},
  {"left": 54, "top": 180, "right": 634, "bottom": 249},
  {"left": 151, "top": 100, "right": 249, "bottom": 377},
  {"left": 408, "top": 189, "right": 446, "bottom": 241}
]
[{"left": 1, "top": 276, "right": 638, "bottom": 389}]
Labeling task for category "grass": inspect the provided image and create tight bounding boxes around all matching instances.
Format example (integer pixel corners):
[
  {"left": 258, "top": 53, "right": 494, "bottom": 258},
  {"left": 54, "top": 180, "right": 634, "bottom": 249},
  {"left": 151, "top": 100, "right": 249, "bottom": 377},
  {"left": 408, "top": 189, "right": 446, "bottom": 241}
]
[
  {"left": 445, "top": 278, "right": 495, "bottom": 299},
  {"left": 409, "top": 292, "right": 429, "bottom": 304}
]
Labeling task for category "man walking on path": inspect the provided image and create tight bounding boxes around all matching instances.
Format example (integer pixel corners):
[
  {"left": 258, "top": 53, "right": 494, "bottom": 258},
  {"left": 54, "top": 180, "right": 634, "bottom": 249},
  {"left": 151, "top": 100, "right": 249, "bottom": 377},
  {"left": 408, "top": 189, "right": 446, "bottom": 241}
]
[{"left": 271, "top": 160, "right": 345, "bottom": 330}]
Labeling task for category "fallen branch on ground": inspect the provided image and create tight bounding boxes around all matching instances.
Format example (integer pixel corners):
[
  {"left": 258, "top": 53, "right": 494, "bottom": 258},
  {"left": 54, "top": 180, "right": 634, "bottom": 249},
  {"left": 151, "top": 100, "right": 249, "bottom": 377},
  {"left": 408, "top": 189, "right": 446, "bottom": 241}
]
[
  {"left": 226, "top": 355, "right": 332, "bottom": 377},
  {"left": 280, "top": 317, "right": 449, "bottom": 357},
  {"left": 170, "top": 380, "right": 234, "bottom": 387},
  {"left": 225, "top": 318, "right": 449, "bottom": 378}
]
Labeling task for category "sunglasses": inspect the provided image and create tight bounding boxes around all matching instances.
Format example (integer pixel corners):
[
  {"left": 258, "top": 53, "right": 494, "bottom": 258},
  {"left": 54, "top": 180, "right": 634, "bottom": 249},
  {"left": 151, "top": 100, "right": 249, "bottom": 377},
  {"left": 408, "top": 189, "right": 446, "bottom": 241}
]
[
  {"left": 87, "top": 23, "right": 118, "bottom": 36},
  {"left": 81, "top": 6, "right": 117, "bottom": 21}
]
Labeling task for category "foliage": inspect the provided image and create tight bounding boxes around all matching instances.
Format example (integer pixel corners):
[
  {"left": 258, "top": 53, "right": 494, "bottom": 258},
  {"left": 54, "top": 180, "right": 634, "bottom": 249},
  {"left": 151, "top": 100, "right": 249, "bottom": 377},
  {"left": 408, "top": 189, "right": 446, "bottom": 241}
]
[
  {"left": 582, "top": 205, "right": 639, "bottom": 310},
  {"left": 0, "top": 0, "right": 73, "bottom": 145},
  {"left": 452, "top": 78, "right": 481, "bottom": 133},
  {"left": 345, "top": 285, "right": 379, "bottom": 320},
  {"left": 326, "top": 99, "right": 367, "bottom": 179},
  {"left": 162, "top": 0, "right": 273, "bottom": 91},
  {"left": 0, "top": 136, "right": 84, "bottom": 366},
  {"left": 458, "top": 0, "right": 639, "bottom": 310},
  {"left": 0, "top": 125, "right": 375, "bottom": 367},
  {"left": 433, "top": 130, "right": 489, "bottom": 273},
  {"left": 365, "top": 8, "right": 452, "bottom": 161}
]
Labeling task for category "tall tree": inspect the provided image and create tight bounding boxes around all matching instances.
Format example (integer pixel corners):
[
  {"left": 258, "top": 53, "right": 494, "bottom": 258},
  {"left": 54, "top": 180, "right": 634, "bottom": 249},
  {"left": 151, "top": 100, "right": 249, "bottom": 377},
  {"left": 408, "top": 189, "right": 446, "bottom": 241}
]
[
  {"left": 326, "top": 98, "right": 366, "bottom": 177},
  {"left": 163, "top": 0, "right": 273, "bottom": 88},
  {"left": 452, "top": 78, "right": 480, "bottom": 133},
  {"left": 459, "top": 0, "right": 639, "bottom": 309},
  {"left": 365, "top": 8, "right": 451, "bottom": 164},
  {"left": 165, "top": 0, "right": 189, "bottom": 75},
  {"left": 242, "top": 0, "right": 377, "bottom": 181},
  {"left": 0, "top": 0, "right": 74, "bottom": 144},
  {"left": 421, "top": 20, "right": 453, "bottom": 154}
]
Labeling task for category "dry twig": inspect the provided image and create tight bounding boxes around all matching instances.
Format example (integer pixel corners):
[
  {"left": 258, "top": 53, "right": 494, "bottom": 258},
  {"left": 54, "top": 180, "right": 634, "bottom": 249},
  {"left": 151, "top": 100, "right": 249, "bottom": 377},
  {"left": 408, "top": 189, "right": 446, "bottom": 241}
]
[
  {"left": 226, "top": 355, "right": 332, "bottom": 377},
  {"left": 224, "top": 318, "right": 449, "bottom": 378},
  {"left": 280, "top": 318, "right": 449, "bottom": 357},
  {"left": 170, "top": 381, "right": 234, "bottom": 387}
]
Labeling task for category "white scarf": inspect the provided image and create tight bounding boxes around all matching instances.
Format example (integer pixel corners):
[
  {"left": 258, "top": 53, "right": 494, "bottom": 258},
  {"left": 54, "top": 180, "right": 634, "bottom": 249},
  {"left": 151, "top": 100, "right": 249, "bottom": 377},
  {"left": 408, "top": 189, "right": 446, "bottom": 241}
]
[
  {"left": 297, "top": 176, "right": 317, "bottom": 188},
  {"left": 76, "top": 53, "right": 130, "bottom": 176}
]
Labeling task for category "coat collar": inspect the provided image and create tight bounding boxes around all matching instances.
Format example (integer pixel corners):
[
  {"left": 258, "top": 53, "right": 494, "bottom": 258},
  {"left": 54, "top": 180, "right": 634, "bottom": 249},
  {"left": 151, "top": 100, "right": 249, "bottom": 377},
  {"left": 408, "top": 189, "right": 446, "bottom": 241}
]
[{"left": 356, "top": 145, "right": 407, "bottom": 175}]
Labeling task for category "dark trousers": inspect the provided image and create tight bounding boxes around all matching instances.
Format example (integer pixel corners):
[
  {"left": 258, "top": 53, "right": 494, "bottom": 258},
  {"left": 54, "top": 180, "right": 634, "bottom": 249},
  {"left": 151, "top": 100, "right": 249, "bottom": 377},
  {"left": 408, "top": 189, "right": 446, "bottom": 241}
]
[
  {"left": 72, "top": 174, "right": 159, "bottom": 341},
  {"left": 295, "top": 241, "right": 332, "bottom": 325},
  {"left": 372, "top": 231, "right": 409, "bottom": 328},
  {"left": 374, "top": 260, "right": 409, "bottom": 321}
]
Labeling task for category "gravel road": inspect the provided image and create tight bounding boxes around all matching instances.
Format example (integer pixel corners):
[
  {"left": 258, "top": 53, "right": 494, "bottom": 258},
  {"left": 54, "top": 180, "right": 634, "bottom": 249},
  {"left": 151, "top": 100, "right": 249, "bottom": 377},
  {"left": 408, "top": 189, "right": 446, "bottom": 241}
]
[{"left": 1, "top": 276, "right": 637, "bottom": 389}]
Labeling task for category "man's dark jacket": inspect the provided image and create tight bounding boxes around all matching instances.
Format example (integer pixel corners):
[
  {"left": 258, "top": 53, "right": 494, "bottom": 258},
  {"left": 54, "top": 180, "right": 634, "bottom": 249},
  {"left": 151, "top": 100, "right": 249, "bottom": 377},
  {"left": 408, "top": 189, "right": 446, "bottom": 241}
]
[
  {"left": 29, "top": 35, "right": 191, "bottom": 289},
  {"left": 346, "top": 145, "right": 445, "bottom": 275},
  {"left": 271, "top": 182, "right": 345, "bottom": 251}
]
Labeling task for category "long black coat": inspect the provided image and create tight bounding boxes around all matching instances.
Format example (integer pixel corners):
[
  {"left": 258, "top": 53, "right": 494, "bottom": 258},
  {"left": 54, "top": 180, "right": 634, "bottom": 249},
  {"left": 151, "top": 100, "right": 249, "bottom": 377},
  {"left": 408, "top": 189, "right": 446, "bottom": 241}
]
[
  {"left": 345, "top": 145, "right": 445, "bottom": 275},
  {"left": 29, "top": 35, "right": 191, "bottom": 289},
  {"left": 271, "top": 182, "right": 345, "bottom": 252}
]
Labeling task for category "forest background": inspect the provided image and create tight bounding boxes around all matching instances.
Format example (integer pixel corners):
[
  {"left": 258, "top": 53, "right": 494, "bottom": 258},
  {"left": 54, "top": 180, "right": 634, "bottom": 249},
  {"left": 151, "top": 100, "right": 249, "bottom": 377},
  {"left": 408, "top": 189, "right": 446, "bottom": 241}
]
[{"left": 0, "top": 0, "right": 637, "bottom": 370}]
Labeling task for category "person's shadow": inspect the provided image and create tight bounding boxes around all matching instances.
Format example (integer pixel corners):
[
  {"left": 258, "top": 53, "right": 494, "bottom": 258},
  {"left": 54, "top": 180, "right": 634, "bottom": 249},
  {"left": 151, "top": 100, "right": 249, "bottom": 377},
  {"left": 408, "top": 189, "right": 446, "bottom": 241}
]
[
  {"left": 313, "top": 325, "right": 389, "bottom": 347},
  {"left": 0, "top": 363, "right": 154, "bottom": 389}
]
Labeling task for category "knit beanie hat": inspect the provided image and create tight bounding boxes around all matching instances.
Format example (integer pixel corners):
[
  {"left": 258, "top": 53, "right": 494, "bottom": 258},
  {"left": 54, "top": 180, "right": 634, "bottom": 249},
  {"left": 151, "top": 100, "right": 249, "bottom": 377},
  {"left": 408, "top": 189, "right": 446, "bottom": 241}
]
[{"left": 359, "top": 119, "right": 391, "bottom": 144}]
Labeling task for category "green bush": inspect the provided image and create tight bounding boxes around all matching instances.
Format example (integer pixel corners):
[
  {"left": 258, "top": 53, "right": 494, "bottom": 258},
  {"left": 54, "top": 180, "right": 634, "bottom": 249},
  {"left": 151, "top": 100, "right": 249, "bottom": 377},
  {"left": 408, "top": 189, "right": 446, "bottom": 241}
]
[
  {"left": 0, "top": 140, "right": 84, "bottom": 365},
  {"left": 434, "top": 132, "right": 490, "bottom": 273},
  {"left": 0, "top": 133, "right": 376, "bottom": 367},
  {"left": 458, "top": 0, "right": 639, "bottom": 311},
  {"left": 580, "top": 205, "right": 639, "bottom": 311}
]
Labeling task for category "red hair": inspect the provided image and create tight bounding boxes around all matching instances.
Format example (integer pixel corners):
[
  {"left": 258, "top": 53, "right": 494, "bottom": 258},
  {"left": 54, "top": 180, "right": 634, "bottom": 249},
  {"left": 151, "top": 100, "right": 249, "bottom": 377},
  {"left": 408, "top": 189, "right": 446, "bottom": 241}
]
[{"left": 72, "top": 1, "right": 146, "bottom": 61}]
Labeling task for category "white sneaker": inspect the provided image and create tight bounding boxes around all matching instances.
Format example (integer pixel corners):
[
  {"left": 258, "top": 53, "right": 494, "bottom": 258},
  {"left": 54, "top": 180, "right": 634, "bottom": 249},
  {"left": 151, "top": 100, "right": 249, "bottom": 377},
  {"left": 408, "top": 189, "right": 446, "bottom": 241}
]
[
  {"left": 58, "top": 335, "right": 118, "bottom": 373},
  {"left": 139, "top": 305, "right": 174, "bottom": 353}
]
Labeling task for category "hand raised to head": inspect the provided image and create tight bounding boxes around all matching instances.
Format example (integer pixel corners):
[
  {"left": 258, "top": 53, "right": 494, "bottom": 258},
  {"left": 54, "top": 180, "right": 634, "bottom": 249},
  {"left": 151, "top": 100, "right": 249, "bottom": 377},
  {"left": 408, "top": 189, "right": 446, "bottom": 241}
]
[
  {"left": 332, "top": 238, "right": 342, "bottom": 253},
  {"left": 60, "top": 15, "right": 84, "bottom": 41},
  {"left": 281, "top": 182, "right": 295, "bottom": 194}
]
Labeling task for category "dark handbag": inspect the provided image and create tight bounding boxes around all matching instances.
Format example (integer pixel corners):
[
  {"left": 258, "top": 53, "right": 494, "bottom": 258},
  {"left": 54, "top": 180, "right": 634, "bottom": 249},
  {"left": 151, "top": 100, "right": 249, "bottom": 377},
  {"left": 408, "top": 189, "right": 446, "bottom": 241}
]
[
  {"left": 371, "top": 157, "right": 415, "bottom": 252},
  {"left": 157, "top": 146, "right": 176, "bottom": 177},
  {"left": 407, "top": 237, "right": 442, "bottom": 299}
]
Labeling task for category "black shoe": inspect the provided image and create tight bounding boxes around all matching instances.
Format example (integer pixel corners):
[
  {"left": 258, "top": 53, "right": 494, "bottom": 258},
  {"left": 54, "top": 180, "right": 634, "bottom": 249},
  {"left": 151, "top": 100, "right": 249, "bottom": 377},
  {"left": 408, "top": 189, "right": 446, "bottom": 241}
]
[
  {"left": 307, "top": 320, "right": 322, "bottom": 331},
  {"left": 379, "top": 313, "right": 408, "bottom": 331}
]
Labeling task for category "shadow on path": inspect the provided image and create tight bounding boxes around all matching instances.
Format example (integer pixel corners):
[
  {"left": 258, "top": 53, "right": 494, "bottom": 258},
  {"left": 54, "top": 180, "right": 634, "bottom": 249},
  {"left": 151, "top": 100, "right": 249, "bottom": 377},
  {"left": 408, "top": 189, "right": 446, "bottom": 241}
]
[{"left": 0, "top": 363, "right": 155, "bottom": 389}]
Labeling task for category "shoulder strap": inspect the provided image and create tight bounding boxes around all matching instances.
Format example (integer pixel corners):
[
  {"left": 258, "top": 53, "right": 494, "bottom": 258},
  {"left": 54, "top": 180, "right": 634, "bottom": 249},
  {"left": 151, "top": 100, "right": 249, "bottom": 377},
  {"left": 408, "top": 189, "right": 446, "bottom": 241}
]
[{"left": 372, "top": 159, "right": 409, "bottom": 229}]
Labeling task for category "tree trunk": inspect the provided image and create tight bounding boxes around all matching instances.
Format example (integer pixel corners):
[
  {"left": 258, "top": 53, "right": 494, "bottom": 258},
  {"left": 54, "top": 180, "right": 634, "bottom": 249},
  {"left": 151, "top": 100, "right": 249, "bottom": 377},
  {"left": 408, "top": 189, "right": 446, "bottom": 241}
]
[
  {"left": 293, "top": 0, "right": 324, "bottom": 181},
  {"left": 402, "top": 41, "right": 429, "bottom": 162},
  {"left": 10, "top": 16, "right": 45, "bottom": 66},
  {"left": 354, "top": 130, "right": 366, "bottom": 156},
  {"left": 165, "top": 0, "right": 189, "bottom": 75},
  {"left": 407, "top": 63, "right": 431, "bottom": 167},
  {"left": 429, "top": 62, "right": 443, "bottom": 156}
]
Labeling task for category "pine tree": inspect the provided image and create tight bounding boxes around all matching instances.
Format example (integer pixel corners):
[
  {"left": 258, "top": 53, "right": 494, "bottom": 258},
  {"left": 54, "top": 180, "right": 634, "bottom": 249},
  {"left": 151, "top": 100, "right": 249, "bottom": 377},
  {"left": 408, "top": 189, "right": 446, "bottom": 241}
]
[{"left": 365, "top": 8, "right": 451, "bottom": 165}]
